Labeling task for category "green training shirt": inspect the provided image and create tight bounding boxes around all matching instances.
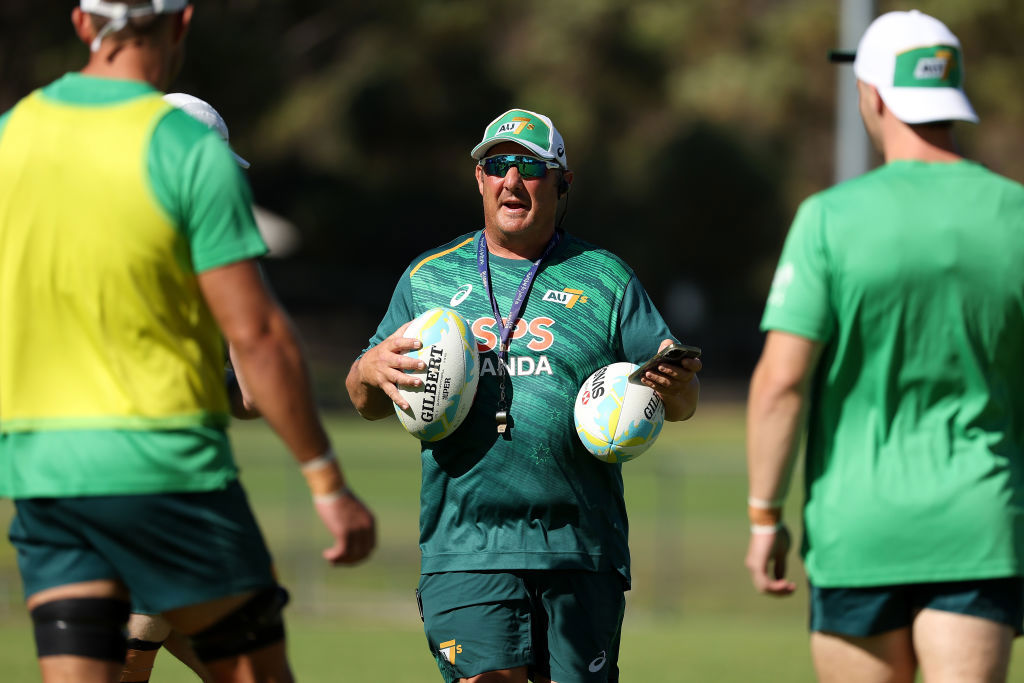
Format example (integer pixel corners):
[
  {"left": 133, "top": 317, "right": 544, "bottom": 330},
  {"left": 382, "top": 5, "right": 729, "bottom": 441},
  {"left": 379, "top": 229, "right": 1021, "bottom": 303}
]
[
  {"left": 0, "top": 73, "right": 267, "bottom": 498},
  {"left": 762, "top": 160, "right": 1024, "bottom": 586},
  {"left": 367, "top": 231, "right": 674, "bottom": 585}
]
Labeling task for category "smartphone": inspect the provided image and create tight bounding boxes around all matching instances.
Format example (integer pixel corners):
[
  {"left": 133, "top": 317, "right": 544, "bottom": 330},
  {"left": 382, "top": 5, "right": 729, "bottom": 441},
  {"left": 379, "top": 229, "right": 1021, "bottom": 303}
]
[{"left": 627, "top": 343, "right": 702, "bottom": 384}]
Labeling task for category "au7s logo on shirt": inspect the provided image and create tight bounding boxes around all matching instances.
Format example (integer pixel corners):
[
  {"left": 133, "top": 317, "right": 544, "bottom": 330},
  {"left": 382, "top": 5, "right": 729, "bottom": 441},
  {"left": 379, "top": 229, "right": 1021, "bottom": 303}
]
[{"left": 542, "top": 287, "right": 588, "bottom": 308}]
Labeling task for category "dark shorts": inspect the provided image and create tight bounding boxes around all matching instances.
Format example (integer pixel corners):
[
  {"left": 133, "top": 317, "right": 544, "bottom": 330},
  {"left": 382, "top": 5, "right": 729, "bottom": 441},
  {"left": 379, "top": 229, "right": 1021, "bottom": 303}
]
[
  {"left": 810, "top": 577, "right": 1024, "bottom": 637},
  {"left": 10, "top": 481, "right": 276, "bottom": 614},
  {"left": 417, "top": 570, "right": 625, "bottom": 683}
]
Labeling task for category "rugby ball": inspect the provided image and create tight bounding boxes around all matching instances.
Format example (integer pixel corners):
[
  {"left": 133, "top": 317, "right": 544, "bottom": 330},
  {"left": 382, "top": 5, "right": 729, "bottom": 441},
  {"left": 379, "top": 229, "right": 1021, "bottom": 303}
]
[
  {"left": 395, "top": 308, "right": 479, "bottom": 441},
  {"left": 574, "top": 362, "right": 665, "bottom": 463}
]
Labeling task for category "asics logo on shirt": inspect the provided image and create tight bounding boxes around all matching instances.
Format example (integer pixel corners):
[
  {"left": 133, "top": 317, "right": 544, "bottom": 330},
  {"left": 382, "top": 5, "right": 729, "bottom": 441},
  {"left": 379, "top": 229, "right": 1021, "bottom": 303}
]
[
  {"left": 450, "top": 284, "right": 472, "bottom": 307},
  {"left": 588, "top": 650, "right": 607, "bottom": 672}
]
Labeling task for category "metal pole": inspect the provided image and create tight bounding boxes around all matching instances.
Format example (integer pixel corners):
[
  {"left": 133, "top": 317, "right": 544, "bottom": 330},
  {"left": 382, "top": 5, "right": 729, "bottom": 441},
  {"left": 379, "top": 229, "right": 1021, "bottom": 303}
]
[{"left": 834, "top": 0, "right": 875, "bottom": 184}]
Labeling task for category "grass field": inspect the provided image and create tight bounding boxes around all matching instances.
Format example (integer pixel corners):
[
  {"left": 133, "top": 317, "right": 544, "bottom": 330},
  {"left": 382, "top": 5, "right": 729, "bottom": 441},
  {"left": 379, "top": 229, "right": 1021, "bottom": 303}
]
[{"left": 1, "top": 404, "right": 1023, "bottom": 681}]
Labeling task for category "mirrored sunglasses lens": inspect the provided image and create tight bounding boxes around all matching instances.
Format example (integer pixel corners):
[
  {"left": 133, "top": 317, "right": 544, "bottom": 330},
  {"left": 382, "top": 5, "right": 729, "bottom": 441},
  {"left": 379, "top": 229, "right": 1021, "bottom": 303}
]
[
  {"left": 482, "top": 155, "right": 547, "bottom": 178},
  {"left": 483, "top": 157, "right": 512, "bottom": 177},
  {"left": 516, "top": 158, "right": 547, "bottom": 178}
]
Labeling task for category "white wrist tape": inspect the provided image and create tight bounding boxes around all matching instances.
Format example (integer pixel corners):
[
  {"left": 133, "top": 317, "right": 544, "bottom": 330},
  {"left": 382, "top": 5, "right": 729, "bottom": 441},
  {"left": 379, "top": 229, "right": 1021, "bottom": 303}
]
[
  {"left": 750, "top": 522, "right": 785, "bottom": 535},
  {"left": 301, "top": 448, "right": 337, "bottom": 473},
  {"left": 313, "top": 488, "right": 350, "bottom": 505},
  {"left": 748, "top": 496, "right": 785, "bottom": 509}
]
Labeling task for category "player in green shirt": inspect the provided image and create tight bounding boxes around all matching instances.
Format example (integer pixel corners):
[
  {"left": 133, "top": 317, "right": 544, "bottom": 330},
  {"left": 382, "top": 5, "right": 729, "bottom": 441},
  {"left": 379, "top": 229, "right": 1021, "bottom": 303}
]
[
  {"left": 0, "top": 3, "right": 375, "bottom": 682},
  {"left": 347, "top": 109, "right": 702, "bottom": 682},
  {"left": 746, "top": 11, "right": 1024, "bottom": 683}
]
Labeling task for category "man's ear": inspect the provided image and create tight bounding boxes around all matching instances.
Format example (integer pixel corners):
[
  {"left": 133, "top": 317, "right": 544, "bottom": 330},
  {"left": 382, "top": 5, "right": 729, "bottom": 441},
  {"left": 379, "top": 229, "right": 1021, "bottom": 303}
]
[
  {"left": 172, "top": 5, "right": 194, "bottom": 46},
  {"left": 474, "top": 163, "right": 485, "bottom": 196},
  {"left": 71, "top": 7, "right": 96, "bottom": 47},
  {"left": 868, "top": 84, "right": 884, "bottom": 115},
  {"left": 560, "top": 170, "right": 574, "bottom": 198}
]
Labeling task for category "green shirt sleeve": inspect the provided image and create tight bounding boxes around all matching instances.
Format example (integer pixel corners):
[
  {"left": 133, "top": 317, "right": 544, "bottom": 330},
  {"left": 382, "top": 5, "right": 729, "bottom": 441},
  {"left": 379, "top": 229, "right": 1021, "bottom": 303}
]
[
  {"left": 616, "top": 273, "right": 675, "bottom": 364},
  {"left": 760, "top": 194, "right": 835, "bottom": 342},
  {"left": 364, "top": 266, "right": 415, "bottom": 353},
  {"left": 149, "top": 110, "right": 267, "bottom": 273}
]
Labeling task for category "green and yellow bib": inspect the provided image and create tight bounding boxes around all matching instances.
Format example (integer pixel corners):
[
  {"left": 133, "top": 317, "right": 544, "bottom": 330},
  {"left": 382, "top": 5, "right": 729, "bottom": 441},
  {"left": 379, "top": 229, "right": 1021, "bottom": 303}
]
[
  {"left": 0, "top": 74, "right": 268, "bottom": 498},
  {"left": 0, "top": 90, "right": 228, "bottom": 431}
]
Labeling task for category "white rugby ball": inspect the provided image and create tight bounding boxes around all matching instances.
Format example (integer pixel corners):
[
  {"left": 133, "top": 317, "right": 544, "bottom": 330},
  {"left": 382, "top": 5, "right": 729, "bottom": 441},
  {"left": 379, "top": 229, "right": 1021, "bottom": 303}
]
[
  {"left": 574, "top": 362, "right": 665, "bottom": 463},
  {"left": 395, "top": 308, "right": 479, "bottom": 441}
]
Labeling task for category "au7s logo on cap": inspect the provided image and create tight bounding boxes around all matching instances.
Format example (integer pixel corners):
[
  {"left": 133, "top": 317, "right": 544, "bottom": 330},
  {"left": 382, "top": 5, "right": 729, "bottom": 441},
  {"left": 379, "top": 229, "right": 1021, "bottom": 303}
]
[
  {"left": 914, "top": 48, "right": 955, "bottom": 80},
  {"left": 496, "top": 117, "right": 534, "bottom": 135},
  {"left": 894, "top": 45, "right": 962, "bottom": 87}
]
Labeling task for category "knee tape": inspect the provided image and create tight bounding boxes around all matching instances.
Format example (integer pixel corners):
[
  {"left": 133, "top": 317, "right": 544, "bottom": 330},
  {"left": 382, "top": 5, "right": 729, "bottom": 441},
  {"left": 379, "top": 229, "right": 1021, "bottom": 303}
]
[
  {"left": 190, "top": 585, "right": 289, "bottom": 662},
  {"left": 30, "top": 597, "right": 130, "bottom": 662},
  {"left": 125, "top": 638, "right": 163, "bottom": 651}
]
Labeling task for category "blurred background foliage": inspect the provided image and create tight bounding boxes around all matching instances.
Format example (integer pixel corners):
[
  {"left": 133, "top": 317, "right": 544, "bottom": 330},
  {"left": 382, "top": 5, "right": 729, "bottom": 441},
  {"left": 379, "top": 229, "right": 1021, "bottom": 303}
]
[{"left": 2, "top": 0, "right": 1022, "bottom": 404}]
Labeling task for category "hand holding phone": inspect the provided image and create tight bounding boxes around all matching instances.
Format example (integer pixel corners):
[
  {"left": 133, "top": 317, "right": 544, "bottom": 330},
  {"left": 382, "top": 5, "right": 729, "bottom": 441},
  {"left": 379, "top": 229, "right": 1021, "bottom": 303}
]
[{"left": 628, "top": 343, "right": 702, "bottom": 384}]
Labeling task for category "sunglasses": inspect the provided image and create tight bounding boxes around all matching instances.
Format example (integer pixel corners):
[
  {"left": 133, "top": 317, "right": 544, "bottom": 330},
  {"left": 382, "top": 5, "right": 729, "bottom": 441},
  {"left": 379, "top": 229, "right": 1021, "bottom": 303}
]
[{"left": 479, "top": 154, "right": 561, "bottom": 179}]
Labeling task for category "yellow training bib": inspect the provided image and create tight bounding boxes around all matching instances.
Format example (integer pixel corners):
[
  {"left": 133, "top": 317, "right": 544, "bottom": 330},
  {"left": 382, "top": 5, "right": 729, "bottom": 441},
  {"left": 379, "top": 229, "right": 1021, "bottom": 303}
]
[{"left": 0, "top": 90, "right": 229, "bottom": 431}]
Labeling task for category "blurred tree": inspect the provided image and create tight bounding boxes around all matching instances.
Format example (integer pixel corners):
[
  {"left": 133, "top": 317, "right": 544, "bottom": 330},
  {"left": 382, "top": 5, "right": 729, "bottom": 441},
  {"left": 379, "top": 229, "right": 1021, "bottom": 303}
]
[{"left": 2, "top": 0, "right": 1021, "bottom": 394}]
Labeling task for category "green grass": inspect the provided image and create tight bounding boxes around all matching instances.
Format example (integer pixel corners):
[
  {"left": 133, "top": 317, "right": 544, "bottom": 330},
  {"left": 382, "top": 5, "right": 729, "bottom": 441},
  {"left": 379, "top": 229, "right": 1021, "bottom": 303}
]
[{"left": 2, "top": 405, "right": 1023, "bottom": 681}]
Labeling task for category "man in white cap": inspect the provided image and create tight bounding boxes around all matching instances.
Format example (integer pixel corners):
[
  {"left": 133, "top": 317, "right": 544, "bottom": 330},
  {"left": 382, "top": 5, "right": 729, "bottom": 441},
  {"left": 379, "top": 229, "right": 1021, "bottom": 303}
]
[
  {"left": 0, "top": 3, "right": 376, "bottom": 682},
  {"left": 162, "top": 92, "right": 251, "bottom": 169},
  {"left": 746, "top": 10, "right": 1024, "bottom": 683},
  {"left": 346, "top": 108, "right": 702, "bottom": 682}
]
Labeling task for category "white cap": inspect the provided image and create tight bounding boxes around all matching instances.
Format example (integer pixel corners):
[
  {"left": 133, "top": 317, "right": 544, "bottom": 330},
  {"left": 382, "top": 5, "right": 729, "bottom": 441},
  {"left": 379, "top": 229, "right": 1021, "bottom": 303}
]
[
  {"left": 80, "top": 0, "right": 188, "bottom": 52},
  {"left": 853, "top": 10, "right": 977, "bottom": 124},
  {"left": 470, "top": 109, "right": 568, "bottom": 169},
  {"left": 163, "top": 93, "right": 251, "bottom": 169}
]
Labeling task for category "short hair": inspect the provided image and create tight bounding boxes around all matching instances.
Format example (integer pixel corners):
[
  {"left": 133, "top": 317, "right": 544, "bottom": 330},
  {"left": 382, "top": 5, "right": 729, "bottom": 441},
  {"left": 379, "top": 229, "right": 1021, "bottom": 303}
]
[
  {"left": 86, "top": 2, "right": 178, "bottom": 44},
  {"left": 911, "top": 121, "right": 955, "bottom": 131}
]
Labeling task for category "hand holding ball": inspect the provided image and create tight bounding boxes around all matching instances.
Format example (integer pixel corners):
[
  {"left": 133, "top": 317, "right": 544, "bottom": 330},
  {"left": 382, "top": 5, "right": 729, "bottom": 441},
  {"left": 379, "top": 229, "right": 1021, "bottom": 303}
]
[
  {"left": 394, "top": 308, "right": 479, "bottom": 441},
  {"left": 574, "top": 362, "right": 665, "bottom": 463}
]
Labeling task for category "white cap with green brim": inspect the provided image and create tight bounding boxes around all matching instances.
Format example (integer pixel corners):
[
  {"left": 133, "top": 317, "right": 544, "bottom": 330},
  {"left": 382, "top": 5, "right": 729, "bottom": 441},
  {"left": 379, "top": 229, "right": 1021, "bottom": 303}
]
[
  {"left": 853, "top": 10, "right": 977, "bottom": 124},
  {"left": 163, "top": 93, "right": 251, "bottom": 169},
  {"left": 80, "top": 0, "right": 188, "bottom": 53},
  {"left": 471, "top": 109, "right": 568, "bottom": 169}
]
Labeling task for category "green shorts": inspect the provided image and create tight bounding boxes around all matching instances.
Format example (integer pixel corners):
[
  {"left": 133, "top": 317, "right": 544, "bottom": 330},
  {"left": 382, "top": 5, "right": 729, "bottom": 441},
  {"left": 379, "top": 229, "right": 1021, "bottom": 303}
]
[
  {"left": 810, "top": 577, "right": 1024, "bottom": 637},
  {"left": 9, "top": 481, "right": 276, "bottom": 614},
  {"left": 416, "top": 570, "right": 625, "bottom": 683}
]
